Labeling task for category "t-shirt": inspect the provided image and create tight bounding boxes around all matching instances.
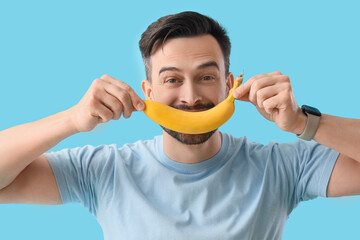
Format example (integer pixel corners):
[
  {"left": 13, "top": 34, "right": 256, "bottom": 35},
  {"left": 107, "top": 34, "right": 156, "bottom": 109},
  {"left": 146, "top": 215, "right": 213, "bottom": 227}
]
[{"left": 44, "top": 132, "right": 339, "bottom": 240}]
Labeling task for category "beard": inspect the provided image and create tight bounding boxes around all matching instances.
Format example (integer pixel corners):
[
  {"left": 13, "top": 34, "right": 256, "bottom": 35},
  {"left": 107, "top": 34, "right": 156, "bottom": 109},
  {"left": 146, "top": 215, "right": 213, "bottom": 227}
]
[
  {"left": 160, "top": 102, "right": 217, "bottom": 145},
  {"left": 161, "top": 127, "right": 217, "bottom": 145}
]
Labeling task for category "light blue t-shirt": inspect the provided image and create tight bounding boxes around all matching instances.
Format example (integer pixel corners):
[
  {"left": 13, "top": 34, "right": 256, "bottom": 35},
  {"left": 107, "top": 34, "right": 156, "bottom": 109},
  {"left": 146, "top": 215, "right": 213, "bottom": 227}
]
[{"left": 45, "top": 132, "right": 339, "bottom": 240}]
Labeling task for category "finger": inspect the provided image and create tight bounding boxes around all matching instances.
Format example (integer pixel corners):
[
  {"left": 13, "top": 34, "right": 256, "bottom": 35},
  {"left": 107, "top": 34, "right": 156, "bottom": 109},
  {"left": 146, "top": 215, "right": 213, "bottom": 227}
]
[
  {"left": 233, "top": 77, "right": 255, "bottom": 99},
  {"left": 233, "top": 72, "right": 281, "bottom": 99},
  {"left": 268, "top": 71, "right": 283, "bottom": 76},
  {"left": 248, "top": 76, "right": 278, "bottom": 105},
  {"left": 249, "top": 75, "right": 290, "bottom": 105},
  {"left": 100, "top": 74, "right": 121, "bottom": 84},
  {"left": 98, "top": 91, "right": 124, "bottom": 120},
  {"left": 105, "top": 84, "right": 136, "bottom": 118},
  {"left": 233, "top": 73, "right": 269, "bottom": 99},
  {"left": 246, "top": 72, "right": 281, "bottom": 83},
  {"left": 262, "top": 92, "right": 288, "bottom": 116},
  {"left": 234, "top": 72, "right": 286, "bottom": 99},
  {"left": 262, "top": 96, "right": 278, "bottom": 116},
  {"left": 92, "top": 100, "right": 114, "bottom": 123},
  {"left": 101, "top": 75, "right": 145, "bottom": 111},
  {"left": 256, "top": 84, "right": 279, "bottom": 109},
  {"left": 103, "top": 83, "right": 134, "bottom": 119},
  {"left": 256, "top": 80, "right": 291, "bottom": 108},
  {"left": 234, "top": 92, "right": 251, "bottom": 102},
  {"left": 230, "top": 87, "right": 249, "bottom": 102}
]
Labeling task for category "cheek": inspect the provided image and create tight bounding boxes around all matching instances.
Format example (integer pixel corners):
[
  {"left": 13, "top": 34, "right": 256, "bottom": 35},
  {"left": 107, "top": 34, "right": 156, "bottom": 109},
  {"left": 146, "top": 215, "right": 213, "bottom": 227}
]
[
  {"left": 152, "top": 88, "right": 177, "bottom": 105},
  {"left": 203, "top": 84, "right": 227, "bottom": 104}
]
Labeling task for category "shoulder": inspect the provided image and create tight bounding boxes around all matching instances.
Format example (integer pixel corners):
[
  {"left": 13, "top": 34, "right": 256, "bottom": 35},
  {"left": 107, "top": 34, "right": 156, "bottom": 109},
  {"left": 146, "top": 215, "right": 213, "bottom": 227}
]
[
  {"left": 222, "top": 132, "right": 272, "bottom": 158},
  {"left": 46, "top": 136, "right": 161, "bottom": 169},
  {"left": 223, "top": 132, "right": 332, "bottom": 165},
  {"left": 116, "top": 135, "right": 162, "bottom": 160}
]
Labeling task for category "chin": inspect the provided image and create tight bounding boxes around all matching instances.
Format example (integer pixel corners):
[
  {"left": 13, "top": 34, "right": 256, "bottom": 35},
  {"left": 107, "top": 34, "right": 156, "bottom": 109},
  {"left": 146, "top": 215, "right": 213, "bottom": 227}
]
[{"left": 161, "top": 126, "right": 217, "bottom": 145}]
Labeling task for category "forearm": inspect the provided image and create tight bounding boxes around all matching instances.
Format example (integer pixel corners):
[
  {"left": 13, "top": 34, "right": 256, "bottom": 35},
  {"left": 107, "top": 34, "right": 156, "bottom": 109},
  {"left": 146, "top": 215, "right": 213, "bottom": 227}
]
[
  {"left": 0, "top": 109, "right": 78, "bottom": 190},
  {"left": 313, "top": 114, "right": 360, "bottom": 160},
  {"left": 294, "top": 113, "right": 360, "bottom": 161}
]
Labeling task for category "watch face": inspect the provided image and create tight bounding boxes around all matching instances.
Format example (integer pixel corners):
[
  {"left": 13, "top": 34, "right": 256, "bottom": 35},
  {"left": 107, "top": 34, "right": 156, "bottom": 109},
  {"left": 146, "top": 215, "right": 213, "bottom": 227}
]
[{"left": 302, "top": 105, "right": 321, "bottom": 117}]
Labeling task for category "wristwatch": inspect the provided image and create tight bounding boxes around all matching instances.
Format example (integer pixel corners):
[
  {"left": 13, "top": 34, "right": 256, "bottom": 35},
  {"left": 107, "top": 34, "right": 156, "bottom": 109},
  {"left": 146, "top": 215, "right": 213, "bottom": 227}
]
[{"left": 296, "top": 105, "right": 321, "bottom": 141}]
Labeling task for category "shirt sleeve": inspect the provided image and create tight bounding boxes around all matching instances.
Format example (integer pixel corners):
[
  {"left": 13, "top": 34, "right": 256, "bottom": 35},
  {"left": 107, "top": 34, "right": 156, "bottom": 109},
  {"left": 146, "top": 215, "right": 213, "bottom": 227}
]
[
  {"left": 44, "top": 144, "right": 117, "bottom": 215},
  {"left": 269, "top": 140, "right": 339, "bottom": 207}
]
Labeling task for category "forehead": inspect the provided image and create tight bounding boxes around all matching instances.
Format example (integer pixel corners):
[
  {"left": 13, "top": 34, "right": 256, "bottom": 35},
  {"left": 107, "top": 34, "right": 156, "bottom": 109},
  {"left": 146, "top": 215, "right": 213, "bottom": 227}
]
[{"left": 150, "top": 34, "right": 225, "bottom": 77}]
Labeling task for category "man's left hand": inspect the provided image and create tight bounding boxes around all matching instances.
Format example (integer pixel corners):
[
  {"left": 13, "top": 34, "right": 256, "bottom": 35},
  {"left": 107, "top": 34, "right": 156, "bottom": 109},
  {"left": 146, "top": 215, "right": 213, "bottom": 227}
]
[{"left": 233, "top": 71, "right": 306, "bottom": 134}]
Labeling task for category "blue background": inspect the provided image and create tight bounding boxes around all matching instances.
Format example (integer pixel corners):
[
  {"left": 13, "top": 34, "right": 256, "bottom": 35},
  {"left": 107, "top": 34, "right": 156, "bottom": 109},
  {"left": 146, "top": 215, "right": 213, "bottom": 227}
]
[{"left": 1, "top": 0, "right": 359, "bottom": 239}]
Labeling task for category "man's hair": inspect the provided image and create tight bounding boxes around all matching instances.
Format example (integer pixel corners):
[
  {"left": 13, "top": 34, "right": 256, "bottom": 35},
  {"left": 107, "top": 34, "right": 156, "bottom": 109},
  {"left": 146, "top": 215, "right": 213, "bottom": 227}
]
[{"left": 139, "top": 11, "right": 231, "bottom": 81}]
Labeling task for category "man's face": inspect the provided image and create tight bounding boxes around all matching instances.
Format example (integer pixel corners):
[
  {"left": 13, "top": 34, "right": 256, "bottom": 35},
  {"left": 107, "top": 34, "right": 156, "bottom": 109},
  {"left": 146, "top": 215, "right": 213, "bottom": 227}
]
[{"left": 142, "top": 34, "right": 233, "bottom": 145}]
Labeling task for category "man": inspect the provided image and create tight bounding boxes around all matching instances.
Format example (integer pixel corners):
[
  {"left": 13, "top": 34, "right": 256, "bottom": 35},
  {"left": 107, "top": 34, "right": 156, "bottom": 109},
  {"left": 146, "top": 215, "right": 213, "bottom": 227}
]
[{"left": 0, "top": 11, "right": 359, "bottom": 239}]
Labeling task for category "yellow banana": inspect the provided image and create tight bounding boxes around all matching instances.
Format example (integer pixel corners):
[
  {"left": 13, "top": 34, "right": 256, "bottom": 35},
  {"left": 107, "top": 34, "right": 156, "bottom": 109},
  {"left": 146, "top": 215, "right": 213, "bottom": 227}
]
[{"left": 143, "top": 74, "right": 243, "bottom": 134}]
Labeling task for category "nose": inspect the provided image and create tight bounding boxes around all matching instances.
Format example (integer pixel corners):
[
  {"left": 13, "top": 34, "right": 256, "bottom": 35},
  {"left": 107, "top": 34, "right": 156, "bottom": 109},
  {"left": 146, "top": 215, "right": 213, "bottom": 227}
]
[{"left": 179, "top": 81, "right": 202, "bottom": 106}]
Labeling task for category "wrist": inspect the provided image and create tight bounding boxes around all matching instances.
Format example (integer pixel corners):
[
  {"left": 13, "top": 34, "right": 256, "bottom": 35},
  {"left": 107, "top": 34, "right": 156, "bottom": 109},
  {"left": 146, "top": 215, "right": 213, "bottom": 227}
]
[
  {"left": 62, "top": 108, "right": 81, "bottom": 135},
  {"left": 296, "top": 105, "right": 322, "bottom": 140},
  {"left": 291, "top": 108, "right": 307, "bottom": 135}
]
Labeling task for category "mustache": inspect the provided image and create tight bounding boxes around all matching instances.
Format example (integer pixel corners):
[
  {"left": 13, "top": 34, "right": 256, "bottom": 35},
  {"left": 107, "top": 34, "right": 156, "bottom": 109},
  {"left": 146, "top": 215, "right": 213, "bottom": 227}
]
[{"left": 171, "top": 102, "right": 215, "bottom": 111}]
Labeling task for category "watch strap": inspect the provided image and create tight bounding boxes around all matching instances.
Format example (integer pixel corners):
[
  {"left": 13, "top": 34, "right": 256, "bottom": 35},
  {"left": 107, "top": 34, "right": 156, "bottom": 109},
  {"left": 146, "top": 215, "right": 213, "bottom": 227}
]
[{"left": 297, "top": 113, "right": 320, "bottom": 141}]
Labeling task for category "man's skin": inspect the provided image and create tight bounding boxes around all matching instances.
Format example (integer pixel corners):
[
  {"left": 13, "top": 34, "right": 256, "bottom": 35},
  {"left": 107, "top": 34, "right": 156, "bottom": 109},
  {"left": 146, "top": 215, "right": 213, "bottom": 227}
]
[
  {"left": 0, "top": 34, "right": 360, "bottom": 207},
  {"left": 142, "top": 35, "right": 231, "bottom": 164}
]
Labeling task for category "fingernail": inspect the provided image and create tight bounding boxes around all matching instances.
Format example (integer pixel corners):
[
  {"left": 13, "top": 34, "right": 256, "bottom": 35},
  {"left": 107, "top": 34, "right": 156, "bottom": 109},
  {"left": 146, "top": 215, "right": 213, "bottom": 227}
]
[
  {"left": 137, "top": 102, "right": 144, "bottom": 111},
  {"left": 233, "top": 90, "right": 241, "bottom": 99}
]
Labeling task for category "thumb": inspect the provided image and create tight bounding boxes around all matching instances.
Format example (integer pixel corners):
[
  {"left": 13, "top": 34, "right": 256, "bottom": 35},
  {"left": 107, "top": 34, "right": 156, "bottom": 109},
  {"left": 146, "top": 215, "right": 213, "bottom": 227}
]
[
  {"left": 127, "top": 90, "right": 145, "bottom": 111},
  {"left": 233, "top": 76, "right": 255, "bottom": 102},
  {"left": 128, "top": 92, "right": 145, "bottom": 111},
  {"left": 135, "top": 99, "right": 145, "bottom": 111},
  {"left": 233, "top": 85, "right": 250, "bottom": 102}
]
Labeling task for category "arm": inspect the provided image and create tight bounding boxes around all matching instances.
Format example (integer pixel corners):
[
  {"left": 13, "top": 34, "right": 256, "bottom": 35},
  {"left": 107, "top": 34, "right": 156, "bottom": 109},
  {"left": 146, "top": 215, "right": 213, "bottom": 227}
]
[
  {"left": 0, "top": 110, "right": 77, "bottom": 192},
  {"left": 0, "top": 110, "right": 77, "bottom": 204},
  {"left": 312, "top": 114, "right": 360, "bottom": 162},
  {"left": 233, "top": 71, "right": 360, "bottom": 197},
  {"left": 312, "top": 114, "right": 360, "bottom": 197},
  {"left": 0, "top": 74, "right": 145, "bottom": 204}
]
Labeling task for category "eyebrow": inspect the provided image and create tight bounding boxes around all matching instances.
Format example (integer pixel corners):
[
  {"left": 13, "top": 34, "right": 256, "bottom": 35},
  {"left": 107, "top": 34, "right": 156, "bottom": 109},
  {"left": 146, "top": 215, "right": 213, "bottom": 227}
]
[
  {"left": 198, "top": 61, "right": 219, "bottom": 70},
  {"left": 158, "top": 61, "right": 220, "bottom": 76},
  {"left": 158, "top": 66, "right": 180, "bottom": 76}
]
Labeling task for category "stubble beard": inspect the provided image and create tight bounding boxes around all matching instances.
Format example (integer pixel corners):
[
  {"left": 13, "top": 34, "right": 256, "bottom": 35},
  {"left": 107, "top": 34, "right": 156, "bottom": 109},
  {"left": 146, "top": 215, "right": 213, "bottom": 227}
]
[
  {"left": 160, "top": 102, "right": 217, "bottom": 145},
  {"left": 161, "top": 126, "right": 217, "bottom": 145}
]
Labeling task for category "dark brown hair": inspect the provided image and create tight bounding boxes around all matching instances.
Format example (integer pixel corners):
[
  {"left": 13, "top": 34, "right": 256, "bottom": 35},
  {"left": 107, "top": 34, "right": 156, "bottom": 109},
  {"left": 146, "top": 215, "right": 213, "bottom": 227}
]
[{"left": 139, "top": 11, "right": 231, "bottom": 81}]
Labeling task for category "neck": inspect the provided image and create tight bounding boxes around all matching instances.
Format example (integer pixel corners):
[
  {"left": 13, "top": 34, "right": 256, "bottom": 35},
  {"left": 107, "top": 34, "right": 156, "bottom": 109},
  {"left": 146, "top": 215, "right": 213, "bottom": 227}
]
[{"left": 163, "top": 130, "right": 223, "bottom": 164}]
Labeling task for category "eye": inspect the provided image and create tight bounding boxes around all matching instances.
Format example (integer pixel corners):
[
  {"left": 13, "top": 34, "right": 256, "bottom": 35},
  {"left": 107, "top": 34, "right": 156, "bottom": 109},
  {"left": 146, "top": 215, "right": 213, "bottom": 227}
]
[
  {"left": 202, "top": 75, "right": 215, "bottom": 81},
  {"left": 166, "top": 78, "right": 180, "bottom": 84}
]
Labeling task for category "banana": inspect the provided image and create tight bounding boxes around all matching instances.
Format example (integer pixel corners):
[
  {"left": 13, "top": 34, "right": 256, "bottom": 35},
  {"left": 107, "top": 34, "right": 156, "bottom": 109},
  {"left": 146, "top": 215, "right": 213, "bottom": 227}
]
[{"left": 142, "top": 74, "right": 243, "bottom": 134}]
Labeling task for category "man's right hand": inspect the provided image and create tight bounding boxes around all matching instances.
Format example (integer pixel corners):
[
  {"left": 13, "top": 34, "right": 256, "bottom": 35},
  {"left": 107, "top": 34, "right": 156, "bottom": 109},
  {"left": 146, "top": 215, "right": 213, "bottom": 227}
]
[
  {"left": 0, "top": 74, "right": 146, "bottom": 203},
  {"left": 68, "top": 74, "right": 145, "bottom": 132}
]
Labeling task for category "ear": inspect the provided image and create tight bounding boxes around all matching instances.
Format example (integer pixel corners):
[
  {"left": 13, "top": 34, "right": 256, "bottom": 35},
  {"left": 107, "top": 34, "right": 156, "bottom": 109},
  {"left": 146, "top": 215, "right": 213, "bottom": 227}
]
[
  {"left": 141, "top": 79, "right": 154, "bottom": 100},
  {"left": 226, "top": 72, "right": 234, "bottom": 95}
]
